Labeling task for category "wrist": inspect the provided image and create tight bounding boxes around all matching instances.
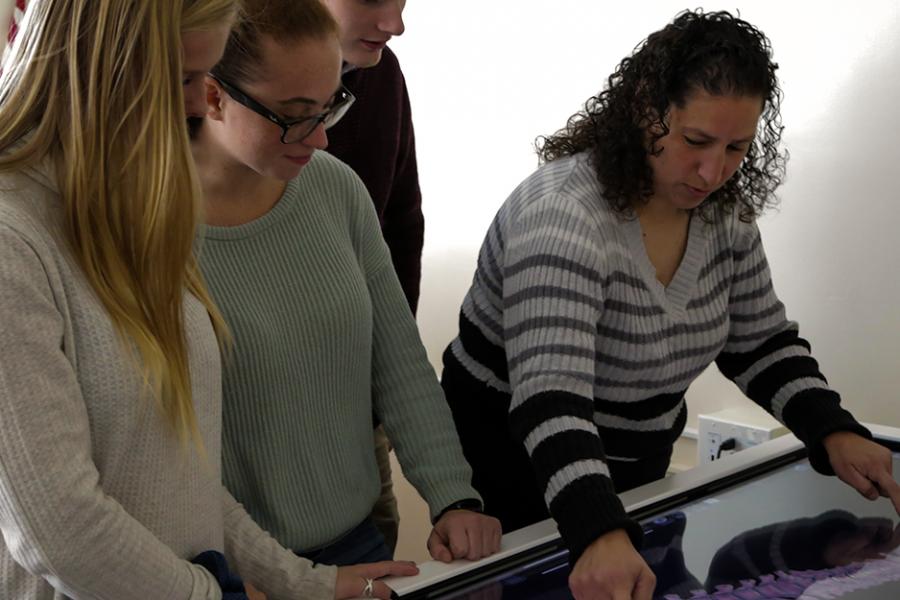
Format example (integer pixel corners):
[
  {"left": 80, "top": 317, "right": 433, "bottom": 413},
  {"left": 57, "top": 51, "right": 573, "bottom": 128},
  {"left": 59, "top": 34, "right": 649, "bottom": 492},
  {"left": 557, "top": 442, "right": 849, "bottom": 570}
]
[{"left": 432, "top": 498, "right": 483, "bottom": 525}]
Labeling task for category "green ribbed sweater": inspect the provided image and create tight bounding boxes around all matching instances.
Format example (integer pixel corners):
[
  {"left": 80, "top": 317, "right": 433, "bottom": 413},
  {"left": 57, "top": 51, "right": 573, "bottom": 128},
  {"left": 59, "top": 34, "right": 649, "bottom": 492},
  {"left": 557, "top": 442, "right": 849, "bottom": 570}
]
[{"left": 199, "top": 150, "right": 477, "bottom": 552}]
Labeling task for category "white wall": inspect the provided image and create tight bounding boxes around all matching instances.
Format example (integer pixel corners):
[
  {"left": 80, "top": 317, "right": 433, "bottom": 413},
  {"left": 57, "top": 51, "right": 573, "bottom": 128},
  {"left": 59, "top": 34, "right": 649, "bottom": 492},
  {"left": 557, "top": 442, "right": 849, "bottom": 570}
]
[{"left": 391, "top": 1, "right": 900, "bottom": 430}]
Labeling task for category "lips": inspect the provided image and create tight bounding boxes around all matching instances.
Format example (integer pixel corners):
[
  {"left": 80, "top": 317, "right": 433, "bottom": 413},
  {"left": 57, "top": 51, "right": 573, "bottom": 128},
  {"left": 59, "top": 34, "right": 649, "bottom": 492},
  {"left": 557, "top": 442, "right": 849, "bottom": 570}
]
[
  {"left": 360, "top": 39, "right": 388, "bottom": 51},
  {"left": 285, "top": 154, "right": 312, "bottom": 166},
  {"left": 684, "top": 184, "right": 711, "bottom": 197}
]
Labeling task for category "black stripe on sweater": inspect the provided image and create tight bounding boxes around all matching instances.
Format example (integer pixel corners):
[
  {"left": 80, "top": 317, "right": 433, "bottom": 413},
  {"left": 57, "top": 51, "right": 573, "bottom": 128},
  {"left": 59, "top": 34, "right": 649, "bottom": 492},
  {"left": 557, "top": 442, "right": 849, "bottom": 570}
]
[
  {"left": 457, "top": 311, "right": 509, "bottom": 382},
  {"left": 716, "top": 329, "right": 809, "bottom": 379},
  {"left": 509, "top": 390, "right": 594, "bottom": 444},
  {"left": 594, "top": 390, "right": 685, "bottom": 421},
  {"left": 745, "top": 356, "right": 828, "bottom": 413},
  {"left": 596, "top": 405, "right": 687, "bottom": 456},
  {"left": 529, "top": 429, "right": 608, "bottom": 482}
]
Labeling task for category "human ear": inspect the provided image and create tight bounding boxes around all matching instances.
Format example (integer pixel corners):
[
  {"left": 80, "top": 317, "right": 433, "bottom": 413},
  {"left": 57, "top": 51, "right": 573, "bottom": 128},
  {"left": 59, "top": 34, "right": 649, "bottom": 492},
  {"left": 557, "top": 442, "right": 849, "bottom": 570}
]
[{"left": 204, "top": 76, "right": 226, "bottom": 121}]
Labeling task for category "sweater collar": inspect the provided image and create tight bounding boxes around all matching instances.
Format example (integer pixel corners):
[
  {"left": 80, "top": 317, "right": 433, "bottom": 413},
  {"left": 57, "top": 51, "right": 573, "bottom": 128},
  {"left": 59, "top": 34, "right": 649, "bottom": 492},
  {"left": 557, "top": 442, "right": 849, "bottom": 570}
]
[{"left": 5, "top": 131, "right": 60, "bottom": 194}]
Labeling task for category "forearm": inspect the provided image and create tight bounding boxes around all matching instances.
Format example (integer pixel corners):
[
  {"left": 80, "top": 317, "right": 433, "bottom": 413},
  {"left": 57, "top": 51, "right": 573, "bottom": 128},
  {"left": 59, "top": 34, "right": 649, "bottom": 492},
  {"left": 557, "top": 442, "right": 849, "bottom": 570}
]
[
  {"left": 222, "top": 491, "right": 337, "bottom": 600},
  {"left": 508, "top": 387, "right": 642, "bottom": 560},
  {"left": 717, "top": 328, "right": 870, "bottom": 473}
]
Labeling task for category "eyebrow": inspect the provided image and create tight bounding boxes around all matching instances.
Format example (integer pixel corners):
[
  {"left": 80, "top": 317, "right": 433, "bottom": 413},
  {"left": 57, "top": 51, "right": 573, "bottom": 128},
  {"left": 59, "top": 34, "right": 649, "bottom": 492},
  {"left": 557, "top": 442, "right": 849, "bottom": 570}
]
[
  {"left": 684, "top": 127, "right": 756, "bottom": 144},
  {"left": 276, "top": 85, "right": 343, "bottom": 108}
]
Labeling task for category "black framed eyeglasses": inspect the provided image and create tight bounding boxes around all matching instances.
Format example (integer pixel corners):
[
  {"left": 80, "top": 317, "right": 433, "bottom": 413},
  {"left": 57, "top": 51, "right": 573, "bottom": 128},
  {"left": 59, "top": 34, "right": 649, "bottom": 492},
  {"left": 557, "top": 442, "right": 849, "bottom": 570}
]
[{"left": 210, "top": 74, "right": 355, "bottom": 144}]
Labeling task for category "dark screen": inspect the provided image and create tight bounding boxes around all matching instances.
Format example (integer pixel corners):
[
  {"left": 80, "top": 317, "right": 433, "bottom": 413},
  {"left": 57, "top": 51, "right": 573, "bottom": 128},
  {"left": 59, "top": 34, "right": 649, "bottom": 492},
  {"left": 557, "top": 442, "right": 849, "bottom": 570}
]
[{"left": 435, "top": 453, "right": 900, "bottom": 600}]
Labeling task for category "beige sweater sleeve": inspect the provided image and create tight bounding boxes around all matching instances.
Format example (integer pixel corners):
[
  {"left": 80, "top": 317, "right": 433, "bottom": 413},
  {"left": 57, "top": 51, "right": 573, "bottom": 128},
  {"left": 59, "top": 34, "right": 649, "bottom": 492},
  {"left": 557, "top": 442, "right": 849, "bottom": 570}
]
[
  {"left": 222, "top": 492, "right": 337, "bottom": 600},
  {"left": 0, "top": 221, "right": 221, "bottom": 599}
]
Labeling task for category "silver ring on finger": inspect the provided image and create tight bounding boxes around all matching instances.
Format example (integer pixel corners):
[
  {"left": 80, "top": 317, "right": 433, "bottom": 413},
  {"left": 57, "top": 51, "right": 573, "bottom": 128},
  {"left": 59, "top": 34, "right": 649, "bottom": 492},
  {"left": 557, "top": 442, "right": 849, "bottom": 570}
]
[{"left": 363, "top": 577, "right": 375, "bottom": 598}]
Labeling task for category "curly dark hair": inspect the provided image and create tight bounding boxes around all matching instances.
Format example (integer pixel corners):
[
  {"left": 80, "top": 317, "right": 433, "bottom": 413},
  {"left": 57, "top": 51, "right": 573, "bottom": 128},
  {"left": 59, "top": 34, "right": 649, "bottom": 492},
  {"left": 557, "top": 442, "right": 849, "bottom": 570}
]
[{"left": 537, "top": 10, "right": 787, "bottom": 222}]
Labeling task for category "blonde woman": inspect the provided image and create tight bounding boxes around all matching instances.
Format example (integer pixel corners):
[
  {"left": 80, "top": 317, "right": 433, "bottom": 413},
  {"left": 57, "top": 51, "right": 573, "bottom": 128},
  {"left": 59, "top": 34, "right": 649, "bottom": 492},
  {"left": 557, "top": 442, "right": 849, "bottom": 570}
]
[{"left": 0, "top": 1, "right": 414, "bottom": 599}]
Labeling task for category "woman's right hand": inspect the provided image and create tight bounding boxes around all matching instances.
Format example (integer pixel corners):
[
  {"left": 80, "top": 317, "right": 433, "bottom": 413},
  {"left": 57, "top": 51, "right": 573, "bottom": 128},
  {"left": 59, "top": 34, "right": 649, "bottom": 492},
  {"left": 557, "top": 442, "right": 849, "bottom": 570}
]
[
  {"left": 568, "top": 529, "right": 656, "bottom": 600},
  {"left": 335, "top": 560, "right": 420, "bottom": 599}
]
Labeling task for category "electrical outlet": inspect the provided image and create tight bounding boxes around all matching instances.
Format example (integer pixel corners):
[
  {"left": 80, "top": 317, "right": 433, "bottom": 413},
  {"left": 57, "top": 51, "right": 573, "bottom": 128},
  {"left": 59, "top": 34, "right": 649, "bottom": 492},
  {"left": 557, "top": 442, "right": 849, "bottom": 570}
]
[
  {"left": 706, "top": 431, "right": 722, "bottom": 462},
  {"left": 697, "top": 408, "right": 788, "bottom": 464}
]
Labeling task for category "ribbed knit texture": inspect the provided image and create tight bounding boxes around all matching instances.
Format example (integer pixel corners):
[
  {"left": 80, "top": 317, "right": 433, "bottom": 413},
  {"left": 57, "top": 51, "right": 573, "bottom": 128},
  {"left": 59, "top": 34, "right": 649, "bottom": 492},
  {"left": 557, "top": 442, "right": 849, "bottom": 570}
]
[
  {"left": 199, "top": 150, "right": 477, "bottom": 552},
  {"left": 443, "top": 152, "right": 869, "bottom": 560},
  {"left": 0, "top": 160, "right": 338, "bottom": 599},
  {"left": 327, "top": 46, "right": 423, "bottom": 313}
]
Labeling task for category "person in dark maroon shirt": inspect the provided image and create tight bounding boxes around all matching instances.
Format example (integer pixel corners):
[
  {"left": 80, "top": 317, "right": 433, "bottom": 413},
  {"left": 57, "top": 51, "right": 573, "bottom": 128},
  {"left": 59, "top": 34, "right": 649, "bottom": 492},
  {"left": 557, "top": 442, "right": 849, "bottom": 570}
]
[
  {"left": 322, "top": 1, "right": 421, "bottom": 313},
  {"left": 320, "top": 0, "right": 422, "bottom": 555}
]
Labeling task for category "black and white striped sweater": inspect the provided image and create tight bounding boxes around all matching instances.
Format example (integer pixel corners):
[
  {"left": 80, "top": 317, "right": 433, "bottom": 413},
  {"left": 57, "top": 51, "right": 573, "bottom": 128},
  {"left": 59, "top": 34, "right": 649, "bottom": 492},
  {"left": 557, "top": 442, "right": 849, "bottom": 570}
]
[{"left": 443, "top": 152, "right": 868, "bottom": 558}]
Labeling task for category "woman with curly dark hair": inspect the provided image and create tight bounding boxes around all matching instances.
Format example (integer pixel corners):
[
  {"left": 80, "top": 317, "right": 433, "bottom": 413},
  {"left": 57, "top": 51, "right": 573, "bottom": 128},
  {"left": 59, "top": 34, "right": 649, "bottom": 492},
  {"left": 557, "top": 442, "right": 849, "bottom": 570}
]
[{"left": 439, "top": 9, "right": 899, "bottom": 600}]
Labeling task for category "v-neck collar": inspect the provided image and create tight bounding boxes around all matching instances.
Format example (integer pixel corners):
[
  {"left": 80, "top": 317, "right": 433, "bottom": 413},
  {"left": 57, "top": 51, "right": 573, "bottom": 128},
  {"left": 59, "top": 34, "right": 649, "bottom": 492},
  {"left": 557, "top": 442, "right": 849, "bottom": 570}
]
[{"left": 622, "top": 211, "right": 709, "bottom": 316}]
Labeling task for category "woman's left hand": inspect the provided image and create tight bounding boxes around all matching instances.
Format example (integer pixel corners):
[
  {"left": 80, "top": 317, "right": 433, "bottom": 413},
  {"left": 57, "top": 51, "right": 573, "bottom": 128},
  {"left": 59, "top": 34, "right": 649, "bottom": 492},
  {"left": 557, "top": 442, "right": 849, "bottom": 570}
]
[
  {"left": 427, "top": 510, "right": 502, "bottom": 562},
  {"left": 823, "top": 431, "right": 900, "bottom": 514}
]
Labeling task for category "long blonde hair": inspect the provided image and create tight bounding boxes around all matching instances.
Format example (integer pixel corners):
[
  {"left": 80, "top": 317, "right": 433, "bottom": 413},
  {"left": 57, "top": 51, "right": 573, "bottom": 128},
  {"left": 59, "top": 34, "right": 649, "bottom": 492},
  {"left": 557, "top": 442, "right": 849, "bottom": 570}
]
[{"left": 0, "top": 0, "right": 235, "bottom": 447}]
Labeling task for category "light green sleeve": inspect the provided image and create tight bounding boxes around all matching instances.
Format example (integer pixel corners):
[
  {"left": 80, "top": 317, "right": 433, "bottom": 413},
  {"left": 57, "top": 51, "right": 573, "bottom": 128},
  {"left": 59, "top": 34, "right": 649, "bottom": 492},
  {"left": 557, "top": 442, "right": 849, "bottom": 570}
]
[{"left": 349, "top": 177, "right": 480, "bottom": 520}]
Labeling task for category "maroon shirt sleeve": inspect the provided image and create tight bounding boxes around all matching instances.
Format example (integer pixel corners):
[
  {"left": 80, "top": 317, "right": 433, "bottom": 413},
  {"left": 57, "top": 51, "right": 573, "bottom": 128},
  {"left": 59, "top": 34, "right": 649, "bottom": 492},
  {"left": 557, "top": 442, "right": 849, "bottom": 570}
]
[{"left": 326, "top": 47, "right": 424, "bottom": 314}]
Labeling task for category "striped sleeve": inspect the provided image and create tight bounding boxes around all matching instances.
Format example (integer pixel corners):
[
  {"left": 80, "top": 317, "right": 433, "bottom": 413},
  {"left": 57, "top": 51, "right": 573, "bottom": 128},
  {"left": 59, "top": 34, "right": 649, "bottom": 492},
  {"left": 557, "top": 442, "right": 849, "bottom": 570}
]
[
  {"left": 503, "top": 194, "right": 641, "bottom": 559},
  {"left": 715, "top": 221, "right": 870, "bottom": 474}
]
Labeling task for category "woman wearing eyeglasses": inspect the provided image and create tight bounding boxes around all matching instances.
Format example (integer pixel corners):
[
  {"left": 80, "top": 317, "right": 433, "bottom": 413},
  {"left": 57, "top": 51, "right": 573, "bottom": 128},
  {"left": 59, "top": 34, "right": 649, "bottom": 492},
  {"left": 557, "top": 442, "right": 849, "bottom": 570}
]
[
  {"left": 0, "top": 0, "right": 406, "bottom": 598},
  {"left": 191, "top": 0, "right": 501, "bottom": 570}
]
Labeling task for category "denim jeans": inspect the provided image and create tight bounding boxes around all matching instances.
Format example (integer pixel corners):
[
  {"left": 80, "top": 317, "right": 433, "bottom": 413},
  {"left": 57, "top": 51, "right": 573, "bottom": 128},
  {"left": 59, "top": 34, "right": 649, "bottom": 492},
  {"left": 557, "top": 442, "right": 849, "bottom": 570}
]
[{"left": 297, "top": 517, "right": 393, "bottom": 566}]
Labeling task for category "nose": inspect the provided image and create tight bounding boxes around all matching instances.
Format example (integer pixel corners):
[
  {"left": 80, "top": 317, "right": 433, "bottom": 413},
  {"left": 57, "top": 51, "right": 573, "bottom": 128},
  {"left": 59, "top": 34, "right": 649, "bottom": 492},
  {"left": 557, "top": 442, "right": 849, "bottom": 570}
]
[
  {"left": 378, "top": 3, "right": 405, "bottom": 36},
  {"left": 302, "top": 121, "right": 329, "bottom": 150},
  {"left": 697, "top": 148, "right": 727, "bottom": 188},
  {"left": 183, "top": 80, "right": 207, "bottom": 119}
]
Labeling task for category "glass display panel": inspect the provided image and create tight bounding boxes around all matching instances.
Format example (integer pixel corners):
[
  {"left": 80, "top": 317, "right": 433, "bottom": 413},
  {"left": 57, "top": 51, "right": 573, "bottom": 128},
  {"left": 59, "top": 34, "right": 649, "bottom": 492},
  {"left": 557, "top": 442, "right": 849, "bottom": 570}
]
[{"left": 426, "top": 450, "right": 900, "bottom": 600}]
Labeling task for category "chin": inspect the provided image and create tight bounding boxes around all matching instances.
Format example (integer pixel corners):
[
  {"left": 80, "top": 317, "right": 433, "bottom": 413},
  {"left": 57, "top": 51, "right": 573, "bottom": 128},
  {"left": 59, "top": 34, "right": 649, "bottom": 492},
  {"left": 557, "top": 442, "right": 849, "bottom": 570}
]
[
  {"left": 349, "top": 50, "right": 382, "bottom": 69},
  {"left": 673, "top": 192, "right": 710, "bottom": 211},
  {"left": 277, "top": 165, "right": 307, "bottom": 181}
]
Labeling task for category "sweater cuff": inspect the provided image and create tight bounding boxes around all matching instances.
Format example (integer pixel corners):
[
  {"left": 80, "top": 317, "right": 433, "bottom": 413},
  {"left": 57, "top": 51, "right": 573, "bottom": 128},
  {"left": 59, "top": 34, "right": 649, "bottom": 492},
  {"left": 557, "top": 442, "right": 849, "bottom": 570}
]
[
  {"left": 549, "top": 474, "right": 644, "bottom": 562},
  {"left": 191, "top": 551, "right": 248, "bottom": 599},
  {"left": 782, "top": 390, "right": 872, "bottom": 475}
]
